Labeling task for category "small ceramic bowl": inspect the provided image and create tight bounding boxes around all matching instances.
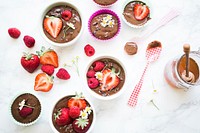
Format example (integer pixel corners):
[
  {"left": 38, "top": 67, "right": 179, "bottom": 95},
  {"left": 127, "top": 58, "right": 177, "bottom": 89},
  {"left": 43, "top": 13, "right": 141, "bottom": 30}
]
[
  {"left": 10, "top": 92, "right": 42, "bottom": 126},
  {"left": 84, "top": 55, "right": 127, "bottom": 100},
  {"left": 49, "top": 92, "right": 96, "bottom": 133},
  {"left": 122, "top": 0, "right": 152, "bottom": 28},
  {"left": 88, "top": 9, "right": 121, "bottom": 41},
  {"left": 40, "top": 1, "right": 83, "bottom": 47}
]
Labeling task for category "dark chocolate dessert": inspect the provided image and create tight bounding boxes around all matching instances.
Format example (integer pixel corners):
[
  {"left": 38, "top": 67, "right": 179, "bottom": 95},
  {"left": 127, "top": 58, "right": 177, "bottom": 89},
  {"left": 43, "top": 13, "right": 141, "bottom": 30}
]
[
  {"left": 94, "top": 0, "right": 117, "bottom": 6},
  {"left": 52, "top": 93, "right": 94, "bottom": 133},
  {"left": 43, "top": 5, "right": 82, "bottom": 43},
  {"left": 11, "top": 93, "right": 41, "bottom": 125},
  {"left": 90, "top": 13, "right": 119, "bottom": 40},
  {"left": 123, "top": 1, "right": 151, "bottom": 27},
  {"left": 86, "top": 58, "right": 125, "bottom": 96},
  {"left": 124, "top": 42, "right": 138, "bottom": 55}
]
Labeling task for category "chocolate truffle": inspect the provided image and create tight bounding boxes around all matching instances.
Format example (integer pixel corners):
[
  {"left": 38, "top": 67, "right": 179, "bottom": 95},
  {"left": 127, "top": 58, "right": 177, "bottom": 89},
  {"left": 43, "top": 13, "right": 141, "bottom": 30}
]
[{"left": 124, "top": 42, "right": 138, "bottom": 55}]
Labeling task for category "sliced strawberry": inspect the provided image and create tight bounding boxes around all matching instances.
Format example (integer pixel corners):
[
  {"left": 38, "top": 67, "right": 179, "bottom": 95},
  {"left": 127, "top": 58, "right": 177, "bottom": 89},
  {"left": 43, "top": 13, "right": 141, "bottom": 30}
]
[
  {"left": 37, "top": 46, "right": 59, "bottom": 68},
  {"left": 133, "top": 3, "right": 150, "bottom": 21},
  {"left": 100, "top": 68, "right": 120, "bottom": 92},
  {"left": 43, "top": 16, "right": 63, "bottom": 38},
  {"left": 34, "top": 73, "right": 53, "bottom": 92},
  {"left": 68, "top": 98, "right": 87, "bottom": 110}
]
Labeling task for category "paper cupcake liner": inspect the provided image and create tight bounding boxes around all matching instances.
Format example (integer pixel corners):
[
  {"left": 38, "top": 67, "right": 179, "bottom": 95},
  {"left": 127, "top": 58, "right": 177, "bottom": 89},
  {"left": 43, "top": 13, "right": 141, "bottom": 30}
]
[
  {"left": 9, "top": 92, "right": 42, "bottom": 127},
  {"left": 93, "top": 0, "right": 118, "bottom": 8},
  {"left": 88, "top": 9, "right": 121, "bottom": 41},
  {"left": 122, "top": 0, "right": 152, "bottom": 28}
]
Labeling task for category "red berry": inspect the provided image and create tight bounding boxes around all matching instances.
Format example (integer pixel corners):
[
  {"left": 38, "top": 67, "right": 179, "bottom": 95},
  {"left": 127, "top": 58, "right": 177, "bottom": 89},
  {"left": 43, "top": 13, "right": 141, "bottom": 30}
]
[
  {"left": 69, "top": 106, "right": 80, "bottom": 119},
  {"left": 41, "top": 65, "right": 54, "bottom": 75},
  {"left": 84, "top": 44, "right": 95, "bottom": 57},
  {"left": 73, "top": 118, "right": 91, "bottom": 133},
  {"left": 8, "top": 28, "right": 21, "bottom": 39},
  {"left": 23, "top": 35, "right": 35, "bottom": 48},
  {"left": 55, "top": 108, "right": 72, "bottom": 126},
  {"left": 56, "top": 68, "right": 70, "bottom": 80},
  {"left": 92, "top": 61, "right": 105, "bottom": 71},
  {"left": 61, "top": 10, "right": 72, "bottom": 21},
  {"left": 88, "top": 78, "right": 99, "bottom": 89},
  {"left": 19, "top": 107, "right": 33, "bottom": 118},
  {"left": 87, "top": 70, "right": 96, "bottom": 78}
]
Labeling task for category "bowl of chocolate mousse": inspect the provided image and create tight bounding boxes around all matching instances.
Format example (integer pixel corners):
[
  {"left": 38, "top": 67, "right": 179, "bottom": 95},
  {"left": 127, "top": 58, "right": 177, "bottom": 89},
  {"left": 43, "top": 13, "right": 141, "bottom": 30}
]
[
  {"left": 122, "top": 0, "right": 151, "bottom": 28},
  {"left": 41, "top": 1, "right": 83, "bottom": 47},
  {"left": 85, "top": 55, "right": 127, "bottom": 100},
  {"left": 93, "top": 0, "right": 118, "bottom": 7}
]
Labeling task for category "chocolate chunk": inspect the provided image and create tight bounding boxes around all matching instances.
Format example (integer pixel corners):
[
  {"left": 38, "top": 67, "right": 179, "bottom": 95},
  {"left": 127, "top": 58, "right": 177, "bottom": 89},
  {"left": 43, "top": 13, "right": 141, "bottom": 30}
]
[{"left": 124, "top": 42, "right": 138, "bottom": 55}]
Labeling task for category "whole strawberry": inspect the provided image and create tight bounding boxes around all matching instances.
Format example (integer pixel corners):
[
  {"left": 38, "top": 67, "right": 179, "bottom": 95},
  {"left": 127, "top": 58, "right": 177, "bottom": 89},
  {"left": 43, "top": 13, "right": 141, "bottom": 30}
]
[
  {"left": 72, "top": 118, "right": 91, "bottom": 133},
  {"left": 8, "top": 28, "right": 21, "bottom": 39},
  {"left": 23, "top": 35, "right": 35, "bottom": 48},
  {"left": 41, "top": 65, "right": 54, "bottom": 75},
  {"left": 21, "top": 53, "right": 40, "bottom": 73},
  {"left": 56, "top": 68, "right": 70, "bottom": 80},
  {"left": 54, "top": 108, "right": 72, "bottom": 126}
]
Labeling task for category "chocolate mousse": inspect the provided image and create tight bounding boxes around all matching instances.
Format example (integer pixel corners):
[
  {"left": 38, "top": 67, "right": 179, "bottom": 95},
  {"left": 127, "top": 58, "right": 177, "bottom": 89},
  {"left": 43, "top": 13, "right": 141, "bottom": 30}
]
[
  {"left": 123, "top": 1, "right": 151, "bottom": 27},
  {"left": 90, "top": 12, "right": 119, "bottom": 40},
  {"left": 86, "top": 58, "right": 125, "bottom": 96},
  {"left": 43, "top": 5, "right": 82, "bottom": 43},
  {"left": 11, "top": 93, "right": 41, "bottom": 125},
  {"left": 124, "top": 42, "right": 138, "bottom": 55},
  {"left": 52, "top": 93, "right": 94, "bottom": 133},
  {"left": 94, "top": 0, "right": 117, "bottom": 6},
  {"left": 178, "top": 56, "right": 199, "bottom": 83}
]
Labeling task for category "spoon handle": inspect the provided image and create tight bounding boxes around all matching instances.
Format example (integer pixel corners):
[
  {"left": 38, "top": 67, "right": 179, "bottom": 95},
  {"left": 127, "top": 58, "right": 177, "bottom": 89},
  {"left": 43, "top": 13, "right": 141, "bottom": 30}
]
[{"left": 128, "top": 62, "right": 150, "bottom": 107}]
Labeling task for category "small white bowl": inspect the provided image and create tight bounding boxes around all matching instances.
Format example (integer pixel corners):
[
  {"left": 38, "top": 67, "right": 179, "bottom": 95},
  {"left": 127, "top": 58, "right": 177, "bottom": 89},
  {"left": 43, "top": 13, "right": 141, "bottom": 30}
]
[
  {"left": 84, "top": 55, "right": 127, "bottom": 100},
  {"left": 49, "top": 93, "right": 96, "bottom": 133},
  {"left": 40, "top": 1, "right": 83, "bottom": 47},
  {"left": 121, "top": 0, "right": 152, "bottom": 28}
]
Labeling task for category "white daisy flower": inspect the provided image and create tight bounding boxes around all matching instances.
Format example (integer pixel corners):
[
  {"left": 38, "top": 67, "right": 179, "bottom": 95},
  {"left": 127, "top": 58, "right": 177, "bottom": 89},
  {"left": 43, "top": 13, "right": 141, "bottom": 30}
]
[
  {"left": 19, "top": 99, "right": 25, "bottom": 110},
  {"left": 85, "top": 106, "right": 92, "bottom": 115},
  {"left": 80, "top": 110, "right": 88, "bottom": 119},
  {"left": 106, "top": 15, "right": 112, "bottom": 21},
  {"left": 100, "top": 19, "right": 107, "bottom": 27},
  {"left": 108, "top": 19, "right": 115, "bottom": 27},
  {"left": 95, "top": 72, "right": 103, "bottom": 80}
]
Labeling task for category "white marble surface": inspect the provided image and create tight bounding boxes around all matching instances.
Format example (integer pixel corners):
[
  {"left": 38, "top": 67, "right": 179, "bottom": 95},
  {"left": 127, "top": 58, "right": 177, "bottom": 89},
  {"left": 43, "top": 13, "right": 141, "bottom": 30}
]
[{"left": 1, "top": 0, "right": 200, "bottom": 133}]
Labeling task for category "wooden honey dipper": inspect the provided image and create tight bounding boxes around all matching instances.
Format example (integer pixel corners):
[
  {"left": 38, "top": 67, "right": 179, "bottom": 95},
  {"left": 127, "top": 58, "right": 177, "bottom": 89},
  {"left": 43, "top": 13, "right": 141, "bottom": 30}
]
[{"left": 183, "top": 44, "right": 190, "bottom": 77}]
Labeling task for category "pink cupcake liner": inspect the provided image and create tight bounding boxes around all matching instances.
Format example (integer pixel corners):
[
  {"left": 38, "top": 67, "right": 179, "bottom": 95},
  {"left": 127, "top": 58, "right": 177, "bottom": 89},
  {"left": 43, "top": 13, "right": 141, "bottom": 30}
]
[
  {"left": 88, "top": 9, "right": 121, "bottom": 41},
  {"left": 93, "top": 0, "right": 118, "bottom": 7}
]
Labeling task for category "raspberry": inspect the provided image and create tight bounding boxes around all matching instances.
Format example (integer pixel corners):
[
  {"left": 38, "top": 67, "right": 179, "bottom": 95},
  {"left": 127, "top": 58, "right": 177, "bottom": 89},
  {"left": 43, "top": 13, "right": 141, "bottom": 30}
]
[
  {"left": 87, "top": 69, "right": 96, "bottom": 78},
  {"left": 19, "top": 107, "right": 33, "bottom": 118},
  {"left": 56, "top": 68, "right": 70, "bottom": 80},
  {"left": 23, "top": 35, "right": 35, "bottom": 48},
  {"left": 84, "top": 44, "right": 95, "bottom": 57},
  {"left": 69, "top": 106, "right": 80, "bottom": 119},
  {"left": 8, "top": 28, "right": 21, "bottom": 39},
  {"left": 92, "top": 61, "right": 105, "bottom": 71},
  {"left": 41, "top": 65, "right": 54, "bottom": 75},
  {"left": 88, "top": 78, "right": 99, "bottom": 89},
  {"left": 61, "top": 10, "right": 72, "bottom": 21}
]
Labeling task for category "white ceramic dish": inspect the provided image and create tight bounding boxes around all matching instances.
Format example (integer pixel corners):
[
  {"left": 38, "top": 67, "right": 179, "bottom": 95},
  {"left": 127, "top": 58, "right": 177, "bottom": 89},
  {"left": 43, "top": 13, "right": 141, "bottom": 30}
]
[
  {"left": 49, "top": 93, "right": 96, "bottom": 133},
  {"left": 84, "top": 55, "right": 127, "bottom": 100},
  {"left": 40, "top": 1, "right": 83, "bottom": 47},
  {"left": 121, "top": 0, "right": 152, "bottom": 28}
]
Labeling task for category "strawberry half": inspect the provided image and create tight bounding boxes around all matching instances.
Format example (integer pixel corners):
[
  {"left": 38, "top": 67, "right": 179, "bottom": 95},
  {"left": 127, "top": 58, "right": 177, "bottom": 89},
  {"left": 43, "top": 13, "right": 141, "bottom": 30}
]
[
  {"left": 67, "top": 93, "right": 87, "bottom": 110},
  {"left": 133, "top": 3, "right": 150, "bottom": 21},
  {"left": 99, "top": 68, "right": 120, "bottom": 92},
  {"left": 34, "top": 73, "right": 53, "bottom": 92},
  {"left": 37, "top": 46, "right": 59, "bottom": 68},
  {"left": 43, "top": 16, "right": 63, "bottom": 38},
  {"left": 72, "top": 118, "right": 90, "bottom": 133}
]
